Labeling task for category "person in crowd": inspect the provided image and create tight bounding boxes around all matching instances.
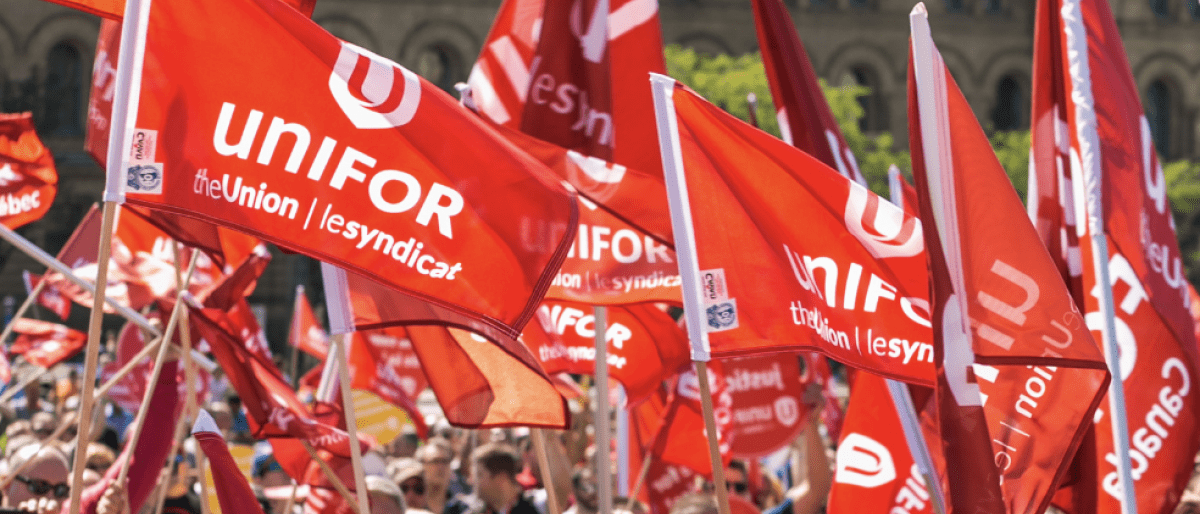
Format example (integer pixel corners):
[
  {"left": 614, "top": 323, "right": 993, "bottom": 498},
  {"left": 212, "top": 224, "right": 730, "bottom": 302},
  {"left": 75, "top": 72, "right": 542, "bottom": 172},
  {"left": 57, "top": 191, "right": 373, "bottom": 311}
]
[
  {"left": 387, "top": 427, "right": 420, "bottom": 459},
  {"left": 562, "top": 467, "right": 596, "bottom": 514},
  {"left": 417, "top": 437, "right": 469, "bottom": 514},
  {"left": 83, "top": 444, "right": 114, "bottom": 476},
  {"left": 395, "top": 461, "right": 430, "bottom": 512},
  {"left": 3, "top": 444, "right": 70, "bottom": 513},
  {"left": 668, "top": 493, "right": 718, "bottom": 514},
  {"left": 29, "top": 414, "right": 55, "bottom": 442},
  {"left": 53, "top": 371, "right": 77, "bottom": 415},
  {"left": 467, "top": 443, "right": 537, "bottom": 514},
  {"left": 367, "top": 475, "right": 406, "bottom": 514}
]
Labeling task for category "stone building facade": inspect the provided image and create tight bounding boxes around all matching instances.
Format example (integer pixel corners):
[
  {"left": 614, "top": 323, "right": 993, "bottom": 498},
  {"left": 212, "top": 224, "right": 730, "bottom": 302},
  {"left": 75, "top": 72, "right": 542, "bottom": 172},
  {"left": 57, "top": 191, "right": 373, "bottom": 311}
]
[{"left": 0, "top": 0, "right": 1197, "bottom": 348}]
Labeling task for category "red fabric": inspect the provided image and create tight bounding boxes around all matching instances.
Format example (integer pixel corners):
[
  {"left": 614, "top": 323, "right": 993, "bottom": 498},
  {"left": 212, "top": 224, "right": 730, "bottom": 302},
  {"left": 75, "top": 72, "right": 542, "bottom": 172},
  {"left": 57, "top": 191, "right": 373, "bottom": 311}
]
[
  {"left": 290, "top": 287, "right": 330, "bottom": 359},
  {"left": 528, "top": 301, "right": 689, "bottom": 403},
  {"left": 190, "top": 305, "right": 365, "bottom": 457},
  {"left": 827, "top": 373, "right": 934, "bottom": 514},
  {"left": 196, "top": 430, "right": 267, "bottom": 514},
  {"left": 542, "top": 197, "right": 680, "bottom": 305},
  {"left": 470, "top": 0, "right": 673, "bottom": 245},
  {"left": 650, "top": 364, "right": 731, "bottom": 477},
  {"left": 723, "top": 354, "right": 810, "bottom": 459},
  {"left": 807, "top": 354, "right": 845, "bottom": 440},
  {"left": 7, "top": 319, "right": 86, "bottom": 368},
  {"left": 346, "top": 327, "right": 428, "bottom": 438},
  {"left": 749, "top": 0, "right": 865, "bottom": 186},
  {"left": 21, "top": 272, "right": 70, "bottom": 321},
  {"left": 0, "top": 113, "right": 57, "bottom": 230},
  {"left": 99, "top": 310, "right": 209, "bottom": 413},
  {"left": 661, "top": 81, "right": 933, "bottom": 384},
  {"left": 124, "top": 206, "right": 264, "bottom": 272},
  {"left": 908, "top": 17, "right": 1110, "bottom": 513},
  {"left": 61, "top": 362, "right": 181, "bottom": 514},
  {"left": 125, "top": 0, "right": 578, "bottom": 344},
  {"left": 1030, "top": 1, "right": 1200, "bottom": 512}
]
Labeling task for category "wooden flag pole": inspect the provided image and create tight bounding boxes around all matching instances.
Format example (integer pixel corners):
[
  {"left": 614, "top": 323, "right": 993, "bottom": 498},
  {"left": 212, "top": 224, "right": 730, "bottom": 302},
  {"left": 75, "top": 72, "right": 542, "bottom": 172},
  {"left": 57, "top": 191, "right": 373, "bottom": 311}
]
[
  {"left": 68, "top": 201, "right": 119, "bottom": 514},
  {"left": 281, "top": 483, "right": 300, "bottom": 514},
  {"left": 0, "top": 279, "right": 46, "bottom": 345},
  {"left": 616, "top": 386, "right": 629, "bottom": 496},
  {"left": 93, "top": 336, "right": 162, "bottom": 399},
  {"left": 0, "top": 410, "right": 79, "bottom": 491},
  {"left": 746, "top": 92, "right": 759, "bottom": 128},
  {"left": 115, "top": 255, "right": 198, "bottom": 486},
  {"left": 532, "top": 429, "right": 562, "bottom": 514},
  {"left": 288, "top": 285, "right": 304, "bottom": 389},
  {"left": 333, "top": 334, "right": 372, "bottom": 514},
  {"left": 652, "top": 72, "right": 732, "bottom": 514},
  {"left": 624, "top": 452, "right": 653, "bottom": 510},
  {"left": 0, "top": 366, "right": 49, "bottom": 405},
  {"left": 302, "top": 440, "right": 362, "bottom": 514},
  {"left": 593, "top": 305, "right": 613, "bottom": 514}
]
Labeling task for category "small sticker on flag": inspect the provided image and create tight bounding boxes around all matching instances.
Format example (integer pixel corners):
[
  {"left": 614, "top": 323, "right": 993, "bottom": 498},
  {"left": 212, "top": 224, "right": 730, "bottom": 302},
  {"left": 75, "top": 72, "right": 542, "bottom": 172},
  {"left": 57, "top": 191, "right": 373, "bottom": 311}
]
[
  {"left": 126, "top": 163, "right": 164, "bottom": 194},
  {"left": 701, "top": 268, "right": 730, "bottom": 302},
  {"left": 705, "top": 299, "right": 738, "bottom": 332},
  {"left": 129, "top": 128, "right": 157, "bottom": 163}
]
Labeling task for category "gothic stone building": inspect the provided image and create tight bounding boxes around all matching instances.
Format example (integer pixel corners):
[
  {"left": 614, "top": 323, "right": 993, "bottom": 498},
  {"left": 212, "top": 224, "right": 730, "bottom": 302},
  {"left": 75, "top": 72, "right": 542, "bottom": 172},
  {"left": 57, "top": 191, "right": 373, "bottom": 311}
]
[{"left": 0, "top": 0, "right": 1197, "bottom": 348}]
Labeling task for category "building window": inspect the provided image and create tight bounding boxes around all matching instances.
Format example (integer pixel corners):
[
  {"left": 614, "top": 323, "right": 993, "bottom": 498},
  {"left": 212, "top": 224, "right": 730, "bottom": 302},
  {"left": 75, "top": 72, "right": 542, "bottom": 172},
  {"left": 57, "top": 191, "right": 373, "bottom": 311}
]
[
  {"left": 991, "top": 74, "right": 1025, "bottom": 131},
  {"left": 985, "top": 0, "right": 1002, "bottom": 13},
  {"left": 413, "top": 43, "right": 462, "bottom": 93},
  {"left": 850, "top": 65, "right": 888, "bottom": 133},
  {"left": 1150, "top": 0, "right": 1170, "bottom": 18},
  {"left": 1189, "top": 0, "right": 1200, "bottom": 20},
  {"left": 1146, "top": 79, "right": 1172, "bottom": 158},
  {"left": 848, "top": 0, "right": 870, "bottom": 8},
  {"left": 42, "top": 42, "right": 83, "bottom": 136},
  {"left": 945, "top": 0, "right": 964, "bottom": 13}
]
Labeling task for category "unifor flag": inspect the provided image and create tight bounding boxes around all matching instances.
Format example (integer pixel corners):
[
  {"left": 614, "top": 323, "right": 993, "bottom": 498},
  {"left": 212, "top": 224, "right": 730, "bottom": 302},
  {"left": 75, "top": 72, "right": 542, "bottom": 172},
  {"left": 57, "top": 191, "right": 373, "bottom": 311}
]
[
  {"left": 749, "top": 0, "right": 866, "bottom": 185},
  {"left": 530, "top": 300, "right": 689, "bottom": 403},
  {"left": 650, "top": 363, "right": 733, "bottom": 477},
  {"left": 908, "top": 5, "right": 1110, "bottom": 513},
  {"left": 290, "top": 285, "right": 330, "bottom": 359},
  {"left": 325, "top": 264, "right": 571, "bottom": 428},
  {"left": 828, "top": 373, "right": 935, "bottom": 514},
  {"left": 122, "top": 0, "right": 578, "bottom": 344},
  {"left": 0, "top": 113, "right": 56, "bottom": 229},
  {"left": 649, "top": 74, "right": 934, "bottom": 385},
  {"left": 469, "top": 0, "right": 673, "bottom": 245},
  {"left": 1031, "top": 0, "right": 1200, "bottom": 511},
  {"left": 22, "top": 272, "right": 71, "bottom": 321},
  {"left": 99, "top": 311, "right": 210, "bottom": 414},
  {"left": 346, "top": 327, "right": 429, "bottom": 438},
  {"left": 723, "top": 354, "right": 811, "bottom": 459},
  {"left": 8, "top": 318, "right": 87, "bottom": 369}
]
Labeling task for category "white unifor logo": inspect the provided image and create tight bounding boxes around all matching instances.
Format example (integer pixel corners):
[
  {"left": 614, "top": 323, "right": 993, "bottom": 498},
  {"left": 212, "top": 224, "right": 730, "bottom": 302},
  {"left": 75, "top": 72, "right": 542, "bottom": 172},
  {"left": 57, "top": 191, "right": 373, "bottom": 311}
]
[
  {"left": 570, "top": 0, "right": 658, "bottom": 64},
  {"left": 844, "top": 181, "right": 923, "bottom": 259},
  {"left": 329, "top": 42, "right": 422, "bottom": 130},
  {"left": 0, "top": 164, "right": 20, "bottom": 187},
  {"left": 835, "top": 433, "right": 897, "bottom": 488},
  {"left": 773, "top": 396, "right": 800, "bottom": 427}
]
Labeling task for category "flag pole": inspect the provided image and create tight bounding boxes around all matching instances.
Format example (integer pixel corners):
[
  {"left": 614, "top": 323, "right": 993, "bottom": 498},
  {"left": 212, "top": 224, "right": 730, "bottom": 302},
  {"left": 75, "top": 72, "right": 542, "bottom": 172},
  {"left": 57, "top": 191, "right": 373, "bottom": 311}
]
[
  {"left": 651, "top": 73, "right": 731, "bottom": 514},
  {"left": 289, "top": 285, "right": 304, "bottom": 389},
  {"left": 615, "top": 385, "right": 629, "bottom": 496},
  {"left": 0, "top": 366, "right": 49, "bottom": 405},
  {"left": 301, "top": 440, "right": 363, "bottom": 514},
  {"left": 532, "top": 429, "right": 562, "bottom": 514},
  {"left": 0, "top": 280, "right": 46, "bottom": 345},
  {"left": 746, "top": 93, "right": 759, "bottom": 129},
  {"left": 594, "top": 305, "right": 613, "bottom": 514},
  {"left": 334, "top": 333, "right": 373, "bottom": 514},
  {"left": 885, "top": 165, "right": 946, "bottom": 514},
  {"left": 1061, "top": 0, "right": 1138, "bottom": 509},
  {"left": 624, "top": 452, "right": 653, "bottom": 509}
]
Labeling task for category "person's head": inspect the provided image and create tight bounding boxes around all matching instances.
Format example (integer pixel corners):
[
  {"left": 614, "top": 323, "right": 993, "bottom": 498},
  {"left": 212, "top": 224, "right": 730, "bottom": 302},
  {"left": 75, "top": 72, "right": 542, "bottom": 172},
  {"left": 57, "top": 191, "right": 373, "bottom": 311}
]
[
  {"left": 367, "top": 475, "right": 406, "bottom": 514},
  {"left": 416, "top": 438, "right": 454, "bottom": 489},
  {"left": 723, "top": 460, "right": 751, "bottom": 502},
  {"left": 30, "top": 413, "right": 56, "bottom": 441},
  {"left": 669, "top": 493, "right": 719, "bottom": 514},
  {"left": 395, "top": 462, "right": 427, "bottom": 510},
  {"left": 389, "top": 427, "right": 420, "bottom": 459},
  {"left": 5, "top": 420, "right": 31, "bottom": 440},
  {"left": 84, "top": 443, "right": 115, "bottom": 475},
  {"left": 3, "top": 444, "right": 69, "bottom": 506},
  {"left": 571, "top": 466, "right": 598, "bottom": 513},
  {"left": 206, "top": 403, "right": 234, "bottom": 434},
  {"left": 470, "top": 443, "right": 522, "bottom": 509}
]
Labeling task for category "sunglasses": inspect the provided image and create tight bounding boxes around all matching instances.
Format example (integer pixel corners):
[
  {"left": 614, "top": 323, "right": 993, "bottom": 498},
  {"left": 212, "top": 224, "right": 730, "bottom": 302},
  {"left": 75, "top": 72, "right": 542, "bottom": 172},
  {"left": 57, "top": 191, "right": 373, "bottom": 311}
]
[
  {"left": 726, "top": 481, "right": 749, "bottom": 494},
  {"left": 400, "top": 481, "right": 426, "bottom": 495},
  {"left": 15, "top": 475, "right": 69, "bottom": 499}
]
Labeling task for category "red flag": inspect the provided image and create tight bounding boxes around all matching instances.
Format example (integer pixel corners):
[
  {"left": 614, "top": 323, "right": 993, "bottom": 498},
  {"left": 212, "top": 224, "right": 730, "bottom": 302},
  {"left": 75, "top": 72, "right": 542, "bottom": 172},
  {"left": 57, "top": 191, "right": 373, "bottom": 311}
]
[
  {"left": 98, "top": 311, "right": 211, "bottom": 413},
  {"left": 346, "top": 327, "right": 428, "bottom": 438},
  {"left": 124, "top": 206, "right": 264, "bottom": 272},
  {"left": 544, "top": 198, "right": 680, "bottom": 305},
  {"left": 470, "top": 0, "right": 673, "bottom": 244},
  {"left": 7, "top": 319, "right": 86, "bottom": 368},
  {"left": 125, "top": 0, "right": 578, "bottom": 343},
  {"left": 193, "top": 411, "right": 267, "bottom": 514},
  {"left": 650, "top": 76, "right": 933, "bottom": 385},
  {"left": 190, "top": 304, "right": 365, "bottom": 457},
  {"left": 329, "top": 269, "right": 571, "bottom": 428},
  {"left": 827, "top": 373, "right": 934, "bottom": 514},
  {"left": 22, "top": 272, "right": 71, "bottom": 321},
  {"left": 807, "top": 354, "right": 845, "bottom": 441},
  {"left": 749, "top": 0, "right": 866, "bottom": 185},
  {"left": 1031, "top": 0, "right": 1200, "bottom": 511},
  {"left": 723, "top": 354, "right": 811, "bottom": 459},
  {"left": 0, "top": 113, "right": 56, "bottom": 230},
  {"left": 290, "top": 286, "right": 329, "bottom": 359},
  {"left": 908, "top": 7, "right": 1110, "bottom": 513},
  {"left": 531, "top": 300, "right": 689, "bottom": 403},
  {"left": 650, "top": 364, "right": 732, "bottom": 477}
]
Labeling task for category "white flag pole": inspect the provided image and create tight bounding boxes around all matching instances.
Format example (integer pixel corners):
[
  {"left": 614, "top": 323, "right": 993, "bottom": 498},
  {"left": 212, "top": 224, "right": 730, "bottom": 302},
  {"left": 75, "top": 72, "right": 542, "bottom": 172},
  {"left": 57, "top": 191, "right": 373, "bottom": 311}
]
[
  {"left": 650, "top": 73, "right": 732, "bottom": 514},
  {"left": 615, "top": 384, "right": 630, "bottom": 496},
  {"left": 321, "top": 263, "right": 372, "bottom": 514},
  {"left": 1061, "top": 0, "right": 1138, "bottom": 510}
]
